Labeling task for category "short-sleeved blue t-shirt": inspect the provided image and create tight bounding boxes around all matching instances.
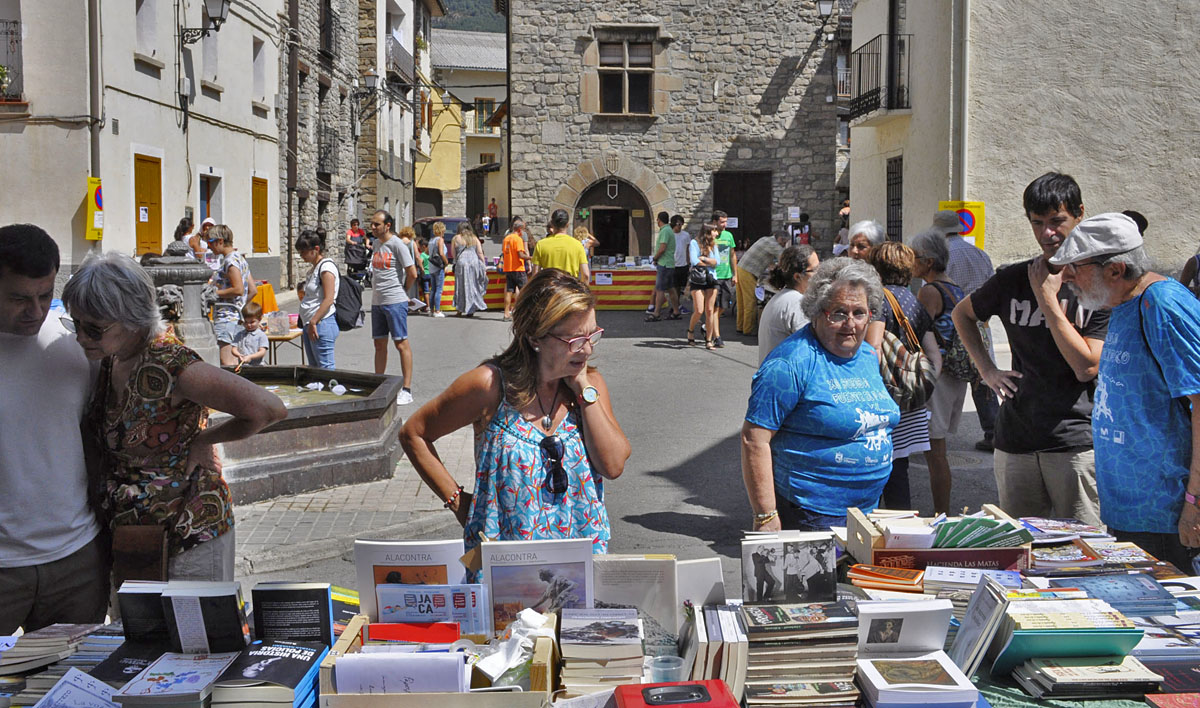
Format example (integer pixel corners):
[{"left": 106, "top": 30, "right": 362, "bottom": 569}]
[
  {"left": 1094, "top": 279, "right": 1200, "bottom": 533},
  {"left": 746, "top": 325, "right": 901, "bottom": 515}
]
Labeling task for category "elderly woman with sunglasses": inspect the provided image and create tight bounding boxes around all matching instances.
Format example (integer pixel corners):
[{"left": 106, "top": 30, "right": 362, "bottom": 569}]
[
  {"left": 401, "top": 268, "right": 630, "bottom": 560},
  {"left": 741, "top": 257, "right": 900, "bottom": 532},
  {"left": 61, "top": 253, "right": 286, "bottom": 581}
]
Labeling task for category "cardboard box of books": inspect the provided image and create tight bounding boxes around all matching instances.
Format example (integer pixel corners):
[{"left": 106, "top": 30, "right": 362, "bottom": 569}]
[
  {"left": 318, "top": 615, "right": 555, "bottom": 708},
  {"left": 847, "top": 505, "right": 1031, "bottom": 571}
]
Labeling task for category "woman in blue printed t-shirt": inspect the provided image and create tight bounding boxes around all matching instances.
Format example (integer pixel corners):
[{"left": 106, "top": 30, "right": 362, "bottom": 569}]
[{"left": 741, "top": 257, "right": 900, "bottom": 532}]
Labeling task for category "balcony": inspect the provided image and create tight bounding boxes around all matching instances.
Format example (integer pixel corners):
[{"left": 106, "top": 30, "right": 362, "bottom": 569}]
[
  {"left": 317, "top": 125, "right": 339, "bottom": 173},
  {"left": 836, "top": 67, "right": 851, "bottom": 98},
  {"left": 0, "top": 19, "right": 23, "bottom": 101},
  {"left": 319, "top": 9, "right": 338, "bottom": 58},
  {"left": 385, "top": 35, "right": 414, "bottom": 86},
  {"left": 849, "top": 33, "right": 911, "bottom": 124}
]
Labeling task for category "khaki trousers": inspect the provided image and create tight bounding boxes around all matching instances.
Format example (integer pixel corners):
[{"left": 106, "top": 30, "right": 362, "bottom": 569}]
[
  {"left": 993, "top": 448, "right": 1101, "bottom": 528},
  {"left": 735, "top": 266, "right": 759, "bottom": 334}
]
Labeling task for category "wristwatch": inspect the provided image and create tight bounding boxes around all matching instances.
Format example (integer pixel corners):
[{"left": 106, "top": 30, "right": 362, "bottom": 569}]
[{"left": 579, "top": 386, "right": 599, "bottom": 405}]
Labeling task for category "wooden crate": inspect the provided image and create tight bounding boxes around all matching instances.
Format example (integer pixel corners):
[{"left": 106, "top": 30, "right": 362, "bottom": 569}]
[
  {"left": 319, "top": 614, "right": 557, "bottom": 708},
  {"left": 846, "top": 504, "right": 1031, "bottom": 571}
]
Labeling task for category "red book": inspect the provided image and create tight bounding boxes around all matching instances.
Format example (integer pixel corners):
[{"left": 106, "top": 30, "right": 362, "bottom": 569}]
[
  {"left": 615, "top": 681, "right": 739, "bottom": 708},
  {"left": 366, "top": 622, "right": 460, "bottom": 643}
]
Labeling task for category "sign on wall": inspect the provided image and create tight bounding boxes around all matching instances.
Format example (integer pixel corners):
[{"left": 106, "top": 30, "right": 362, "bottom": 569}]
[
  {"left": 938, "top": 200, "right": 985, "bottom": 249},
  {"left": 86, "top": 178, "right": 104, "bottom": 241}
]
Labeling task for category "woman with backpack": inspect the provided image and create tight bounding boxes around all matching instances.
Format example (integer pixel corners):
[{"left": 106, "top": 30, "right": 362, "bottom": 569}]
[
  {"left": 296, "top": 229, "right": 340, "bottom": 369},
  {"left": 911, "top": 229, "right": 966, "bottom": 515}
]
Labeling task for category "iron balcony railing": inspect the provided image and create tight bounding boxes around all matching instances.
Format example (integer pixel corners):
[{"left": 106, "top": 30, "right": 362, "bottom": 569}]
[
  {"left": 0, "top": 20, "right": 23, "bottom": 100},
  {"left": 849, "top": 33, "right": 911, "bottom": 120},
  {"left": 836, "top": 67, "right": 851, "bottom": 98},
  {"left": 386, "top": 35, "right": 414, "bottom": 85}
]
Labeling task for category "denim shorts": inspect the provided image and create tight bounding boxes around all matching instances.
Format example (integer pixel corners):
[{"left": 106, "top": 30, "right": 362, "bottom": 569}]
[
  {"left": 371, "top": 302, "right": 409, "bottom": 341},
  {"left": 655, "top": 265, "right": 674, "bottom": 291},
  {"left": 213, "top": 319, "right": 240, "bottom": 345}
]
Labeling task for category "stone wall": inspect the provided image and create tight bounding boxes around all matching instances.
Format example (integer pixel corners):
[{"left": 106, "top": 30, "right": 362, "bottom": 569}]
[
  {"left": 276, "top": 0, "right": 360, "bottom": 286},
  {"left": 506, "top": 1, "right": 840, "bottom": 248}
]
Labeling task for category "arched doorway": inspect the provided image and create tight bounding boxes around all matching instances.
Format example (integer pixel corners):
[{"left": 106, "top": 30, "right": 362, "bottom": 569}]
[{"left": 574, "top": 179, "right": 652, "bottom": 257}]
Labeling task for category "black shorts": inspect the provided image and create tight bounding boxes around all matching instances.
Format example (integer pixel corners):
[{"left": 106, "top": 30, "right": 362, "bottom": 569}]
[
  {"left": 673, "top": 266, "right": 689, "bottom": 290},
  {"left": 505, "top": 271, "right": 527, "bottom": 292},
  {"left": 716, "top": 279, "right": 735, "bottom": 310}
]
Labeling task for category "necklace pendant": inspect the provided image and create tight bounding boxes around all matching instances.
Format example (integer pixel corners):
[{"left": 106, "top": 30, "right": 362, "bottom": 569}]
[{"left": 541, "top": 414, "right": 553, "bottom": 430}]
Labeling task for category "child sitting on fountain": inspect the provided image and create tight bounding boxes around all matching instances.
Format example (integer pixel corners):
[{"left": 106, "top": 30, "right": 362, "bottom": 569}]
[{"left": 232, "top": 301, "right": 269, "bottom": 367}]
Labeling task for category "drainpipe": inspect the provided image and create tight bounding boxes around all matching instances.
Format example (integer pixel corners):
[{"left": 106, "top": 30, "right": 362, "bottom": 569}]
[
  {"left": 956, "top": 0, "right": 970, "bottom": 200},
  {"left": 286, "top": 0, "right": 299, "bottom": 287},
  {"left": 87, "top": 0, "right": 102, "bottom": 178},
  {"left": 503, "top": 2, "right": 512, "bottom": 222}
]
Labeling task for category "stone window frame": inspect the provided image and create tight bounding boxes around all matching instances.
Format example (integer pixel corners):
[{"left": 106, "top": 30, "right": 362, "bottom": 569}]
[{"left": 582, "top": 25, "right": 674, "bottom": 118}]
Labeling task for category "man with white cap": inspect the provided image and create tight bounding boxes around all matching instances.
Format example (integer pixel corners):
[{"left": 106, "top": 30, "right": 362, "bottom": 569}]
[
  {"left": 952, "top": 172, "right": 1107, "bottom": 528},
  {"left": 1054, "top": 212, "right": 1200, "bottom": 569},
  {"left": 932, "top": 209, "right": 999, "bottom": 451}
]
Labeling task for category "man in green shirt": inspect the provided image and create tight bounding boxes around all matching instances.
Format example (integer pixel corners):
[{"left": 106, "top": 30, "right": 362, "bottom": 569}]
[
  {"left": 647, "top": 211, "right": 681, "bottom": 321},
  {"left": 711, "top": 210, "right": 738, "bottom": 348}
]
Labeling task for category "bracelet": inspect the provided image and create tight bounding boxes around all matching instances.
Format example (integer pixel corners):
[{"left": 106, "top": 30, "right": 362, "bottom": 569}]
[
  {"left": 443, "top": 486, "right": 465, "bottom": 509},
  {"left": 1187, "top": 492, "right": 1200, "bottom": 509},
  {"left": 753, "top": 510, "right": 779, "bottom": 526}
]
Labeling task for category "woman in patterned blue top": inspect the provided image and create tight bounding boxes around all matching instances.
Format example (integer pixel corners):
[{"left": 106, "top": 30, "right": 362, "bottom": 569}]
[
  {"left": 400, "top": 269, "right": 631, "bottom": 559},
  {"left": 742, "top": 257, "right": 900, "bottom": 532}
]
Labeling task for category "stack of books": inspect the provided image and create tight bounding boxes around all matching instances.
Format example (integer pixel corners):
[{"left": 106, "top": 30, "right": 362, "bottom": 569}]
[
  {"left": 0, "top": 623, "right": 98, "bottom": 676},
  {"left": 922, "top": 566, "right": 1023, "bottom": 598},
  {"left": 1011, "top": 655, "right": 1163, "bottom": 699},
  {"left": 1089, "top": 540, "right": 1162, "bottom": 565},
  {"left": 1019, "top": 517, "right": 1110, "bottom": 544},
  {"left": 988, "top": 597, "right": 1143, "bottom": 676},
  {"left": 113, "top": 651, "right": 240, "bottom": 707},
  {"left": 211, "top": 640, "right": 329, "bottom": 708},
  {"left": 15, "top": 624, "right": 126, "bottom": 702},
  {"left": 854, "top": 598, "right": 976, "bottom": 708},
  {"left": 739, "top": 602, "right": 859, "bottom": 708},
  {"left": 1049, "top": 573, "right": 1178, "bottom": 617},
  {"left": 847, "top": 565, "right": 923, "bottom": 593},
  {"left": 1031, "top": 537, "right": 1105, "bottom": 568},
  {"left": 558, "top": 608, "right": 645, "bottom": 697},
  {"left": 928, "top": 516, "right": 1033, "bottom": 548}
]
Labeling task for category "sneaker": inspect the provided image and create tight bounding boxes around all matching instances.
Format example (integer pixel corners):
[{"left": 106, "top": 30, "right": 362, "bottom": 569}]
[
  {"left": 397, "top": 388, "right": 414, "bottom": 405},
  {"left": 432, "top": 311, "right": 446, "bottom": 318},
  {"left": 645, "top": 305, "right": 656, "bottom": 314}
]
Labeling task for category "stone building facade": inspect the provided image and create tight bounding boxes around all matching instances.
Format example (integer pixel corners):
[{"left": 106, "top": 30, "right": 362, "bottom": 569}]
[
  {"left": 278, "top": 0, "right": 360, "bottom": 286},
  {"left": 500, "top": 1, "right": 841, "bottom": 255}
]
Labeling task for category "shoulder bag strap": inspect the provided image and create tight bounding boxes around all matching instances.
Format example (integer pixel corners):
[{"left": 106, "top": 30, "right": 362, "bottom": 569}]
[{"left": 883, "top": 288, "right": 921, "bottom": 352}]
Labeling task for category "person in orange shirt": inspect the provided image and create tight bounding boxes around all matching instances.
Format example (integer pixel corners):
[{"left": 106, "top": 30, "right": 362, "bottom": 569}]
[{"left": 501, "top": 217, "right": 531, "bottom": 320}]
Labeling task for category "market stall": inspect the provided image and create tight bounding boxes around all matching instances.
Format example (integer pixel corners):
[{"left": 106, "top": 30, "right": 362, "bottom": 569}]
[{"left": 437, "top": 268, "right": 657, "bottom": 312}]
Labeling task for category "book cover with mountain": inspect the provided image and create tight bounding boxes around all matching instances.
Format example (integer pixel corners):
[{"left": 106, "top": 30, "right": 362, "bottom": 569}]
[
  {"left": 211, "top": 640, "right": 328, "bottom": 704},
  {"left": 481, "top": 538, "right": 594, "bottom": 631}
]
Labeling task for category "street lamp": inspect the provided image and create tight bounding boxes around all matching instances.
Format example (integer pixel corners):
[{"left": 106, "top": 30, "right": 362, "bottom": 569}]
[
  {"left": 816, "top": 0, "right": 835, "bottom": 42},
  {"left": 181, "top": 0, "right": 231, "bottom": 45}
]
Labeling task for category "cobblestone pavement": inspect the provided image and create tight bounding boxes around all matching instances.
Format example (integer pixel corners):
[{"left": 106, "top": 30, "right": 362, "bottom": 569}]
[{"left": 233, "top": 427, "right": 474, "bottom": 576}]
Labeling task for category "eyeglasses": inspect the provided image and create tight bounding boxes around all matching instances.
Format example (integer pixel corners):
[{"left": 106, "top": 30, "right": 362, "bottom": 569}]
[
  {"left": 549, "top": 328, "right": 604, "bottom": 353},
  {"left": 60, "top": 316, "right": 117, "bottom": 340},
  {"left": 539, "top": 435, "right": 568, "bottom": 495},
  {"left": 1063, "top": 259, "right": 1104, "bottom": 272},
  {"left": 823, "top": 309, "right": 871, "bottom": 326}
]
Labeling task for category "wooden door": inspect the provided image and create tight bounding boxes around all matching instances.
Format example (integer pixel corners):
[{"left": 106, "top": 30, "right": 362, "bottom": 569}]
[
  {"left": 252, "top": 177, "right": 269, "bottom": 253},
  {"left": 134, "top": 154, "right": 162, "bottom": 254}
]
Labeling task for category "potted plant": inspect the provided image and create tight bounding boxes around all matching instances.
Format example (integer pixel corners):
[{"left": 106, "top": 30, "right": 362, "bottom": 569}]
[{"left": 0, "top": 65, "right": 9, "bottom": 96}]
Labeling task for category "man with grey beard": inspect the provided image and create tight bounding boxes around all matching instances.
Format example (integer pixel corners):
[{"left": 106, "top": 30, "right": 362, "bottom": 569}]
[
  {"left": 1053, "top": 213, "right": 1200, "bottom": 571},
  {"left": 951, "top": 172, "right": 1107, "bottom": 527}
]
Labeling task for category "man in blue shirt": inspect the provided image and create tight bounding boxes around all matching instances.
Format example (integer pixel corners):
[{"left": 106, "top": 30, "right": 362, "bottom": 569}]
[{"left": 1052, "top": 213, "right": 1200, "bottom": 570}]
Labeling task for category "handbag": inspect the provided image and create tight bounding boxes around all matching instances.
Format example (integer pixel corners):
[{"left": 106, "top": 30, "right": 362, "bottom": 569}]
[
  {"left": 688, "top": 264, "right": 716, "bottom": 288},
  {"left": 878, "top": 289, "right": 938, "bottom": 412},
  {"left": 929, "top": 281, "right": 983, "bottom": 384},
  {"left": 428, "top": 238, "right": 446, "bottom": 269}
]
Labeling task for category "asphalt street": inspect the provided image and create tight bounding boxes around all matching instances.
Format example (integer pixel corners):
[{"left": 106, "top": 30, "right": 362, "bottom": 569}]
[{"left": 240, "top": 296, "right": 1006, "bottom": 595}]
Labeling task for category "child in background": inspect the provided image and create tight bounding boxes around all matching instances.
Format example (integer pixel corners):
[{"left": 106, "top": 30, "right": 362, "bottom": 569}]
[
  {"left": 417, "top": 237, "right": 433, "bottom": 314},
  {"left": 232, "top": 301, "right": 269, "bottom": 367}
]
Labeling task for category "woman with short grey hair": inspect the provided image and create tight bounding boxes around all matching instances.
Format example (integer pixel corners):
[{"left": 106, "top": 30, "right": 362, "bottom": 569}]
[
  {"left": 910, "top": 227, "right": 966, "bottom": 514},
  {"left": 742, "top": 256, "right": 900, "bottom": 532},
  {"left": 847, "top": 220, "right": 886, "bottom": 260},
  {"left": 62, "top": 252, "right": 286, "bottom": 582}
]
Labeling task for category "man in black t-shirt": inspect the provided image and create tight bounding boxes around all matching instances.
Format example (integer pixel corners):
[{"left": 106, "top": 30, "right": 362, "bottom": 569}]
[{"left": 951, "top": 173, "right": 1107, "bottom": 526}]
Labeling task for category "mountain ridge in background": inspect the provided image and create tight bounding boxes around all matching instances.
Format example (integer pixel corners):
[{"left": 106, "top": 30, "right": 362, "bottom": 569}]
[{"left": 433, "top": 0, "right": 505, "bottom": 33}]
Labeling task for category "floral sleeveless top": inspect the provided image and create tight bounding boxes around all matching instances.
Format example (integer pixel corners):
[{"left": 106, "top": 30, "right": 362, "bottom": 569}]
[
  {"left": 464, "top": 367, "right": 610, "bottom": 558},
  {"left": 91, "top": 339, "right": 233, "bottom": 555}
]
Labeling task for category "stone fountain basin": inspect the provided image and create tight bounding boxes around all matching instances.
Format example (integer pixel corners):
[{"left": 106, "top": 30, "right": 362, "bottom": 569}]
[{"left": 213, "top": 366, "right": 405, "bottom": 504}]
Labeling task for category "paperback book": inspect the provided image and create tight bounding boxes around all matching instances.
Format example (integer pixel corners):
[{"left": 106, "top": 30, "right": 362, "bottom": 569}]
[
  {"left": 1011, "top": 655, "right": 1164, "bottom": 700},
  {"left": 117, "top": 582, "right": 171, "bottom": 644},
  {"left": 856, "top": 599, "right": 953, "bottom": 656},
  {"left": 113, "top": 651, "right": 240, "bottom": 705},
  {"left": 592, "top": 554, "right": 679, "bottom": 650},
  {"left": 88, "top": 641, "right": 174, "bottom": 687},
  {"left": 741, "top": 531, "right": 836, "bottom": 605},
  {"left": 559, "top": 608, "right": 644, "bottom": 661},
  {"left": 1048, "top": 572, "right": 1177, "bottom": 617},
  {"left": 480, "top": 538, "right": 594, "bottom": 631},
  {"left": 160, "top": 581, "right": 251, "bottom": 654},
  {"left": 352, "top": 538, "right": 467, "bottom": 621},
  {"left": 211, "top": 639, "right": 328, "bottom": 705},
  {"left": 251, "top": 582, "right": 334, "bottom": 647},
  {"left": 856, "top": 650, "right": 977, "bottom": 708},
  {"left": 375, "top": 583, "right": 491, "bottom": 635}
]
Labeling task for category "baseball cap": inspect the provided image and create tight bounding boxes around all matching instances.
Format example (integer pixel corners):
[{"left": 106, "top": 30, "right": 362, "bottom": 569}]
[{"left": 1047, "top": 212, "right": 1143, "bottom": 267}]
